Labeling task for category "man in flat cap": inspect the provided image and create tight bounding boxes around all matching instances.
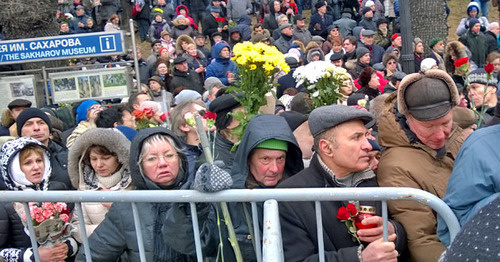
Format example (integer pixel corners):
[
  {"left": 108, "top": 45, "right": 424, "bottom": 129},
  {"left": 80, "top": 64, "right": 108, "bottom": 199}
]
[
  {"left": 278, "top": 104, "right": 407, "bottom": 261},
  {"left": 359, "top": 29, "right": 385, "bottom": 65},
  {"left": 1, "top": 99, "right": 31, "bottom": 136},
  {"left": 377, "top": 69, "right": 465, "bottom": 262},
  {"left": 170, "top": 56, "right": 204, "bottom": 94}
]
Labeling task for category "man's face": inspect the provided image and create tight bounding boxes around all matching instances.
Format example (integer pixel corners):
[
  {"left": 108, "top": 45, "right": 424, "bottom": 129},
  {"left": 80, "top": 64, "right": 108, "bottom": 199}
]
[
  {"left": 76, "top": 8, "right": 85, "bottom": 16},
  {"left": 153, "top": 43, "right": 162, "bottom": 52},
  {"left": 493, "top": 58, "right": 500, "bottom": 73},
  {"left": 468, "top": 83, "right": 497, "bottom": 107},
  {"left": 359, "top": 53, "right": 371, "bottom": 65},
  {"left": 60, "top": 23, "right": 69, "bottom": 32},
  {"left": 195, "top": 37, "right": 205, "bottom": 46},
  {"left": 158, "top": 0, "right": 166, "bottom": 5},
  {"left": 149, "top": 80, "right": 162, "bottom": 92},
  {"left": 378, "top": 23, "right": 387, "bottom": 31},
  {"left": 393, "top": 36, "right": 402, "bottom": 48},
  {"left": 21, "top": 117, "right": 50, "bottom": 145},
  {"left": 10, "top": 106, "right": 28, "bottom": 119},
  {"left": 121, "top": 110, "right": 137, "bottom": 129},
  {"left": 332, "top": 59, "right": 343, "bottom": 67},
  {"left": 282, "top": 26, "right": 293, "bottom": 37},
  {"left": 471, "top": 23, "right": 481, "bottom": 34},
  {"left": 434, "top": 41, "right": 445, "bottom": 52},
  {"left": 407, "top": 111, "right": 453, "bottom": 150},
  {"left": 134, "top": 94, "right": 151, "bottom": 110},
  {"left": 490, "top": 25, "right": 500, "bottom": 36},
  {"left": 254, "top": 26, "right": 264, "bottom": 34},
  {"left": 469, "top": 10, "right": 478, "bottom": 17},
  {"left": 363, "top": 35, "right": 374, "bottom": 45},
  {"left": 364, "top": 10, "right": 373, "bottom": 18},
  {"left": 248, "top": 148, "right": 286, "bottom": 187},
  {"left": 231, "top": 32, "right": 241, "bottom": 41},
  {"left": 320, "top": 120, "right": 373, "bottom": 176},
  {"left": 175, "top": 62, "right": 189, "bottom": 72},
  {"left": 213, "top": 36, "right": 222, "bottom": 43},
  {"left": 343, "top": 40, "right": 356, "bottom": 53},
  {"left": 318, "top": 5, "right": 327, "bottom": 14},
  {"left": 220, "top": 47, "right": 230, "bottom": 58},
  {"left": 415, "top": 42, "right": 424, "bottom": 55},
  {"left": 279, "top": 17, "right": 289, "bottom": 25},
  {"left": 296, "top": 19, "right": 305, "bottom": 29}
]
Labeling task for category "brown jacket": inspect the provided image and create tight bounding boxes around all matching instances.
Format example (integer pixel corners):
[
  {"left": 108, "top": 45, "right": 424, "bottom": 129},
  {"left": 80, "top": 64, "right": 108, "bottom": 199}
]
[{"left": 377, "top": 93, "right": 464, "bottom": 262}]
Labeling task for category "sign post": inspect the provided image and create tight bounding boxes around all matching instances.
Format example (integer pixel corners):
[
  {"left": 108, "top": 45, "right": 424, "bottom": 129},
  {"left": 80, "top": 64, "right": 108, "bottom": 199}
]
[{"left": 0, "top": 31, "right": 125, "bottom": 65}]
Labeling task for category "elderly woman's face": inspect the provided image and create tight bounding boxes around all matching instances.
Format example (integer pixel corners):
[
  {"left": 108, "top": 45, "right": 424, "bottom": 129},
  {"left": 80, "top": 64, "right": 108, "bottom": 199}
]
[
  {"left": 20, "top": 151, "right": 45, "bottom": 184},
  {"left": 141, "top": 139, "right": 180, "bottom": 186}
]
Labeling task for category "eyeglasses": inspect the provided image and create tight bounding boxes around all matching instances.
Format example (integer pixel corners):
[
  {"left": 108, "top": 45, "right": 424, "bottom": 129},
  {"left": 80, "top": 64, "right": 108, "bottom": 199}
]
[
  {"left": 142, "top": 153, "right": 178, "bottom": 165},
  {"left": 89, "top": 105, "right": 103, "bottom": 111},
  {"left": 387, "top": 61, "right": 396, "bottom": 65}
]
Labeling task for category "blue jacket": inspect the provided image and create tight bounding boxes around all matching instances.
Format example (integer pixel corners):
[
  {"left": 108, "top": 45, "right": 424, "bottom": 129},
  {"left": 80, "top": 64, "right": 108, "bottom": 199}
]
[
  {"left": 206, "top": 43, "right": 238, "bottom": 85},
  {"left": 437, "top": 125, "right": 500, "bottom": 246}
]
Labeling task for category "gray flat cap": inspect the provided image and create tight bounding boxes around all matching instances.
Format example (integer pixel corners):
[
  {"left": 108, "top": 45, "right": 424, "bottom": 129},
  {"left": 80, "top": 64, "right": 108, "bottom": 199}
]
[
  {"left": 362, "top": 29, "right": 375, "bottom": 36},
  {"left": 309, "top": 104, "right": 374, "bottom": 137}
]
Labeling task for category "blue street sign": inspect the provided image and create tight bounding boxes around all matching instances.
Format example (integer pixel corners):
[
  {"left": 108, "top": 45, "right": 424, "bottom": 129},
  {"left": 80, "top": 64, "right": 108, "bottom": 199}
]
[{"left": 0, "top": 31, "right": 126, "bottom": 65}]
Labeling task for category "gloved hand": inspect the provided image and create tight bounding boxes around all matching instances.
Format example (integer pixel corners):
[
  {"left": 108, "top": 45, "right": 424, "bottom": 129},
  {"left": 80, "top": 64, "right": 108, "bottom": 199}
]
[{"left": 193, "top": 161, "right": 233, "bottom": 192}]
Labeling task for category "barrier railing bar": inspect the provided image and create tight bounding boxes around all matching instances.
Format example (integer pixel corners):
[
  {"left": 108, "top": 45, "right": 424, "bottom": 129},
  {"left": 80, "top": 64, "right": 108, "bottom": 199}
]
[
  {"left": 315, "top": 201, "right": 325, "bottom": 262},
  {"left": 23, "top": 202, "right": 41, "bottom": 262},
  {"left": 131, "top": 202, "right": 147, "bottom": 262},
  {"left": 262, "top": 200, "right": 283, "bottom": 262},
  {"left": 75, "top": 202, "right": 92, "bottom": 262},
  {"left": 251, "top": 201, "right": 262, "bottom": 262},
  {"left": 382, "top": 200, "right": 388, "bottom": 242},
  {"left": 0, "top": 188, "right": 461, "bottom": 242},
  {"left": 189, "top": 202, "right": 203, "bottom": 262}
]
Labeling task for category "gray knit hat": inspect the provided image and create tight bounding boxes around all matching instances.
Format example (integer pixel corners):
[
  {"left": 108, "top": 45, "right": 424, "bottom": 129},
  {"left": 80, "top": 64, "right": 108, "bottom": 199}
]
[
  {"left": 356, "top": 47, "right": 370, "bottom": 59},
  {"left": 308, "top": 104, "right": 374, "bottom": 137},
  {"left": 467, "top": 68, "right": 498, "bottom": 87}
]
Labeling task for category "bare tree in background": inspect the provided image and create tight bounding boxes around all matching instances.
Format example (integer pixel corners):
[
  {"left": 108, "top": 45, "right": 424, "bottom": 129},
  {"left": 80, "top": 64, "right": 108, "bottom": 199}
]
[{"left": 0, "top": 0, "right": 65, "bottom": 69}]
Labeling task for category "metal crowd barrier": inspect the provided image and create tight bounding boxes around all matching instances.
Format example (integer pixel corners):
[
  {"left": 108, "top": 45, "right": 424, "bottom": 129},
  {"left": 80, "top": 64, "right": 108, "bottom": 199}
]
[{"left": 0, "top": 187, "right": 460, "bottom": 262}]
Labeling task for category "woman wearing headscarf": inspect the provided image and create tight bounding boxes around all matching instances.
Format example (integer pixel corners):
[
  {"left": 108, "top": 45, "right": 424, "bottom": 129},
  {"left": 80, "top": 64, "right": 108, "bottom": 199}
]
[
  {"left": 0, "top": 137, "right": 78, "bottom": 262},
  {"left": 68, "top": 128, "right": 134, "bottom": 243}
]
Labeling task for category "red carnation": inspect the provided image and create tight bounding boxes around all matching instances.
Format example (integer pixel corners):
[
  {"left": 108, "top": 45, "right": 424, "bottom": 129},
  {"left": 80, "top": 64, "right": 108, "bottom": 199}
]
[
  {"left": 337, "top": 206, "right": 350, "bottom": 220},
  {"left": 160, "top": 113, "right": 168, "bottom": 122},
  {"left": 346, "top": 203, "right": 357, "bottom": 216},
  {"left": 485, "top": 63, "right": 495, "bottom": 74},
  {"left": 216, "top": 17, "right": 225, "bottom": 22},
  {"left": 203, "top": 111, "right": 217, "bottom": 120},
  {"left": 454, "top": 57, "right": 469, "bottom": 68}
]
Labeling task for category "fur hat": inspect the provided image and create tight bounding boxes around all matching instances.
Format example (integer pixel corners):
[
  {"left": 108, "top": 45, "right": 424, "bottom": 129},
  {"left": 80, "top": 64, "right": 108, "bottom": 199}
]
[{"left": 397, "top": 69, "right": 460, "bottom": 120}]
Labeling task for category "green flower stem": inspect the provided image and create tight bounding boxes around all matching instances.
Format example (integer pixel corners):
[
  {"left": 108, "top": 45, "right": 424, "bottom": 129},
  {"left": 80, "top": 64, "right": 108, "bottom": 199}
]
[
  {"left": 221, "top": 202, "right": 244, "bottom": 262},
  {"left": 194, "top": 114, "right": 242, "bottom": 261}
]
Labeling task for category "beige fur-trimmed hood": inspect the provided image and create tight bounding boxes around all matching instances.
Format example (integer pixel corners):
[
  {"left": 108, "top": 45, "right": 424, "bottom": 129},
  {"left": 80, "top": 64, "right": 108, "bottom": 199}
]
[
  {"left": 68, "top": 128, "right": 131, "bottom": 189},
  {"left": 397, "top": 69, "right": 460, "bottom": 117}
]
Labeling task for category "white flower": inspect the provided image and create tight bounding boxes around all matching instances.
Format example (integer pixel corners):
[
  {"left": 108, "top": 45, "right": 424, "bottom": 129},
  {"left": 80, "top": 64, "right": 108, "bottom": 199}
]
[{"left": 312, "top": 91, "right": 320, "bottom": 97}]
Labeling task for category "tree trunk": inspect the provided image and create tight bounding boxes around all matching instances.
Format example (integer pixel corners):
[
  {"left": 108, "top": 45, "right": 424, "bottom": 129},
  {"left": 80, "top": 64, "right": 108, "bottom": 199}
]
[{"left": 409, "top": 0, "right": 449, "bottom": 56}]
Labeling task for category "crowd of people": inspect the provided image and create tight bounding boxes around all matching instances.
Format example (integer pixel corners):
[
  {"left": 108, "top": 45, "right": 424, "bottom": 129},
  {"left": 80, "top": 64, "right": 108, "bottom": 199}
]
[{"left": 1, "top": 0, "right": 500, "bottom": 261}]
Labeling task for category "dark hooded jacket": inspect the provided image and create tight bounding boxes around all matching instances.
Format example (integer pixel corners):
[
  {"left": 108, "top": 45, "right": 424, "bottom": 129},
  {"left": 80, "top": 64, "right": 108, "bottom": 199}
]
[
  {"left": 75, "top": 127, "right": 197, "bottom": 262},
  {"left": 235, "top": 15, "right": 252, "bottom": 41},
  {"left": 206, "top": 43, "right": 238, "bottom": 85},
  {"left": 0, "top": 137, "right": 74, "bottom": 261},
  {"left": 168, "top": 114, "right": 304, "bottom": 262}
]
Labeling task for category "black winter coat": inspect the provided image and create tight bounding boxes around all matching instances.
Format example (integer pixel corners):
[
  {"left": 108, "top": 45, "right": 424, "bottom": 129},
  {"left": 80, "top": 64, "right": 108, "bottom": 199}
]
[
  {"left": 278, "top": 154, "right": 407, "bottom": 261},
  {"left": 170, "top": 68, "right": 204, "bottom": 94},
  {"left": 48, "top": 140, "right": 73, "bottom": 190}
]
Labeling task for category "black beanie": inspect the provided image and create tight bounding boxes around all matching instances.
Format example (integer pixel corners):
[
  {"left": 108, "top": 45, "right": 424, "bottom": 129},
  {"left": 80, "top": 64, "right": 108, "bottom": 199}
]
[
  {"left": 16, "top": 108, "right": 53, "bottom": 136},
  {"left": 209, "top": 93, "right": 243, "bottom": 130}
]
